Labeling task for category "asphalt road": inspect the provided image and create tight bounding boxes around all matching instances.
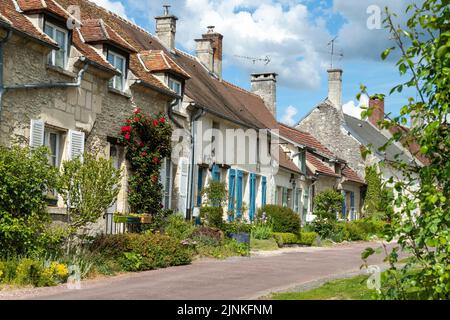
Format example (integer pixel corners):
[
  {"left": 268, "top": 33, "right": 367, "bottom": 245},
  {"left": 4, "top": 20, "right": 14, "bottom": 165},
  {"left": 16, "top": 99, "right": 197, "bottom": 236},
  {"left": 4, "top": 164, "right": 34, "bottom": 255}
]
[{"left": 1, "top": 241, "right": 392, "bottom": 300}]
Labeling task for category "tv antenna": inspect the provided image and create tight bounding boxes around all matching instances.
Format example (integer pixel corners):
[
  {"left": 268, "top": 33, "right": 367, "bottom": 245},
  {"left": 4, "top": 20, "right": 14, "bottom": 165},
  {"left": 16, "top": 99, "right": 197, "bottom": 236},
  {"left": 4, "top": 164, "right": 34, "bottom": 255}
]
[
  {"left": 234, "top": 55, "right": 271, "bottom": 66},
  {"left": 327, "top": 36, "right": 344, "bottom": 69}
]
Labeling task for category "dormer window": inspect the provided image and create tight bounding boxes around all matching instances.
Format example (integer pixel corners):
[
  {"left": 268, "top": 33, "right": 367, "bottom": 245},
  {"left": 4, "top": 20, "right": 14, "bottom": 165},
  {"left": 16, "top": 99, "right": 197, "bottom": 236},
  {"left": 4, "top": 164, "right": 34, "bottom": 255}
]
[
  {"left": 44, "top": 21, "right": 69, "bottom": 69},
  {"left": 298, "top": 150, "right": 306, "bottom": 174},
  {"left": 168, "top": 78, "right": 182, "bottom": 110},
  {"left": 107, "top": 50, "right": 126, "bottom": 91}
]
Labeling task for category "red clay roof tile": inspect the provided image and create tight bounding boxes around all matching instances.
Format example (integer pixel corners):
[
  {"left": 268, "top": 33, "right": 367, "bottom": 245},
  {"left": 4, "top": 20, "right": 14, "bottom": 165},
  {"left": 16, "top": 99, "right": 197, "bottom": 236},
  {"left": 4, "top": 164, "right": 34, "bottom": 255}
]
[{"left": 139, "top": 50, "right": 190, "bottom": 79}]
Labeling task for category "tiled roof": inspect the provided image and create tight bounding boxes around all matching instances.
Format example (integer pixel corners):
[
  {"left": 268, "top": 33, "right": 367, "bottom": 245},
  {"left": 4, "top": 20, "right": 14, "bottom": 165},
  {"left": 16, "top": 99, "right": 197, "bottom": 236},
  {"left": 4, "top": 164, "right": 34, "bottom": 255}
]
[
  {"left": 388, "top": 125, "right": 430, "bottom": 166},
  {"left": 80, "top": 19, "right": 137, "bottom": 53},
  {"left": 139, "top": 50, "right": 191, "bottom": 79},
  {"left": 72, "top": 28, "right": 118, "bottom": 74},
  {"left": 278, "top": 123, "right": 335, "bottom": 158},
  {"left": 342, "top": 166, "right": 365, "bottom": 184},
  {"left": 17, "top": 0, "right": 73, "bottom": 20},
  {"left": 306, "top": 152, "right": 340, "bottom": 178},
  {"left": 1, "top": 0, "right": 57, "bottom": 47},
  {"left": 278, "top": 146, "right": 301, "bottom": 173}
]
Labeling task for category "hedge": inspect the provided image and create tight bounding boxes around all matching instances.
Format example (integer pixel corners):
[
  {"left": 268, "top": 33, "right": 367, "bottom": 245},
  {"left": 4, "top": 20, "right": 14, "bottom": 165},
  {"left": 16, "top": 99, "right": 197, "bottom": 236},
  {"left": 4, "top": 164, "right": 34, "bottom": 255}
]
[
  {"left": 272, "top": 232, "right": 319, "bottom": 247},
  {"left": 257, "top": 205, "right": 301, "bottom": 234}
]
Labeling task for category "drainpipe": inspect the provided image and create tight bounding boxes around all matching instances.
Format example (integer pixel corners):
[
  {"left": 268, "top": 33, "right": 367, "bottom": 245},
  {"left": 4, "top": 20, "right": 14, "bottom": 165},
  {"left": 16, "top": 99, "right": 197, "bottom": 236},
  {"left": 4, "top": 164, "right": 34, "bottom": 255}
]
[
  {"left": 186, "top": 105, "right": 205, "bottom": 221},
  {"left": 167, "top": 98, "right": 183, "bottom": 129},
  {"left": 0, "top": 29, "right": 12, "bottom": 120}
]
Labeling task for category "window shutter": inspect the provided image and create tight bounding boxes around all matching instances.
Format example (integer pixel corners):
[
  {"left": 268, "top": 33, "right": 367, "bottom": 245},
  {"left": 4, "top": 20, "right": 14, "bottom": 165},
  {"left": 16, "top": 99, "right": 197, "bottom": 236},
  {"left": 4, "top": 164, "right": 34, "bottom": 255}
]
[
  {"left": 197, "top": 167, "right": 204, "bottom": 207},
  {"left": 29, "top": 119, "right": 45, "bottom": 148},
  {"left": 228, "top": 169, "right": 236, "bottom": 219},
  {"left": 178, "top": 157, "right": 189, "bottom": 216},
  {"left": 68, "top": 130, "right": 85, "bottom": 160},
  {"left": 261, "top": 176, "right": 267, "bottom": 207},
  {"left": 236, "top": 170, "right": 243, "bottom": 218},
  {"left": 249, "top": 173, "right": 256, "bottom": 221}
]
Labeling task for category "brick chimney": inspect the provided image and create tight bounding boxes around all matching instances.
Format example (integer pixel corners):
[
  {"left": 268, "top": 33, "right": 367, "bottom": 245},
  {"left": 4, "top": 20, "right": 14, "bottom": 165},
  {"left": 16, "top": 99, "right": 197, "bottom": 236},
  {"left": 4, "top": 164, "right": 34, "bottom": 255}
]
[
  {"left": 155, "top": 5, "right": 178, "bottom": 52},
  {"left": 195, "top": 26, "right": 223, "bottom": 79},
  {"left": 251, "top": 73, "right": 278, "bottom": 117},
  {"left": 368, "top": 97, "right": 385, "bottom": 127},
  {"left": 327, "top": 69, "right": 343, "bottom": 111}
]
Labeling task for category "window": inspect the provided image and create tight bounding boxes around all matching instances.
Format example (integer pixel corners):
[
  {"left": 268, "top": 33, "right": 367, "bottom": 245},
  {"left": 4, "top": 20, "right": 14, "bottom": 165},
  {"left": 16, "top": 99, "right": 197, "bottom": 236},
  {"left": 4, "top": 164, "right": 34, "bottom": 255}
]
[
  {"left": 44, "top": 22, "right": 69, "bottom": 69},
  {"left": 298, "top": 150, "right": 306, "bottom": 174},
  {"left": 168, "top": 78, "right": 182, "bottom": 110},
  {"left": 107, "top": 51, "right": 126, "bottom": 91},
  {"left": 44, "top": 129, "right": 63, "bottom": 168},
  {"left": 160, "top": 158, "right": 173, "bottom": 209}
]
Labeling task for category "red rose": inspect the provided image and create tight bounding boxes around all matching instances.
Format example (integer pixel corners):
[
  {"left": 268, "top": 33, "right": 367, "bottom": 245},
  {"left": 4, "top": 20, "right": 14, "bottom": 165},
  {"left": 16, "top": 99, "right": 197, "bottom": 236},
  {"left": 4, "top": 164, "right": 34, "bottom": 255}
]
[
  {"left": 121, "top": 125, "right": 132, "bottom": 132},
  {"left": 140, "top": 142, "right": 144, "bottom": 147},
  {"left": 126, "top": 119, "right": 131, "bottom": 124},
  {"left": 133, "top": 108, "right": 141, "bottom": 114},
  {"left": 124, "top": 133, "right": 131, "bottom": 140},
  {"left": 151, "top": 176, "right": 158, "bottom": 182},
  {"left": 152, "top": 119, "right": 159, "bottom": 127},
  {"left": 159, "top": 117, "right": 166, "bottom": 123},
  {"left": 153, "top": 157, "right": 160, "bottom": 164},
  {"left": 134, "top": 117, "right": 140, "bottom": 122},
  {"left": 141, "top": 151, "right": 147, "bottom": 157}
]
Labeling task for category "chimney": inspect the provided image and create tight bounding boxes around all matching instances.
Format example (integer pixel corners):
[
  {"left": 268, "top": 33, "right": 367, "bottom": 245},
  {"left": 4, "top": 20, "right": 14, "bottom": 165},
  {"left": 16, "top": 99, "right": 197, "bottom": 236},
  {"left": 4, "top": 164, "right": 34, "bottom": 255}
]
[
  {"left": 195, "top": 38, "right": 214, "bottom": 72},
  {"left": 368, "top": 97, "right": 385, "bottom": 127},
  {"left": 327, "top": 69, "right": 343, "bottom": 110},
  {"left": 201, "top": 26, "right": 223, "bottom": 79},
  {"left": 251, "top": 73, "right": 278, "bottom": 117},
  {"left": 155, "top": 5, "right": 178, "bottom": 52}
]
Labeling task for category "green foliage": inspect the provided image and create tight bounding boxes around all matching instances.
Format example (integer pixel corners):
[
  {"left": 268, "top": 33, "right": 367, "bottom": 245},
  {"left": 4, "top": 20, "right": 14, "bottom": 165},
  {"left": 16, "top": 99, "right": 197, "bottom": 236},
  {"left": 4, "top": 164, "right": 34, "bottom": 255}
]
[
  {"left": 359, "top": 0, "right": 450, "bottom": 300},
  {"left": 195, "top": 239, "right": 248, "bottom": 259},
  {"left": 89, "top": 233, "right": 193, "bottom": 271},
  {"left": 0, "top": 146, "right": 58, "bottom": 257},
  {"left": 191, "top": 226, "right": 224, "bottom": 246},
  {"left": 59, "top": 153, "right": 121, "bottom": 231},
  {"left": 299, "top": 232, "right": 319, "bottom": 246},
  {"left": 201, "top": 180, "right": 228, "bottom": 207},
  {"left": 257, "top": 205, "right": 301, "bottom": 234},
  {"left": 272, "top": 232, "right": 300, "bottom": 246},
  {"left": 250, "top": 238, "right": 279, "bottom": 251},
  {"left": 313, "top": 189, "right": 343, "bottom": 219},
  {"left": 251, "top": 219, "right": 273, "bottom": 240},
  {"left": 364, "top": 166, "right": 393, "bottom": 219},
  {"left": 308, "top": 217, "right": 337, "bottom": 240},
  {"left": 221, "top": 221, "right": 253, "bottom": 236},
  {"left": 118, "top": 109, "right": 173, "bottom": 214},
  {"left": 309, "top": 218, "right": 386, "bottom": 242},
  {"left": 164, "top": 214, "right": 196, "bottom": 240},
  {"left": 200, "top": 206, "right": 224, "bottom": 228}
]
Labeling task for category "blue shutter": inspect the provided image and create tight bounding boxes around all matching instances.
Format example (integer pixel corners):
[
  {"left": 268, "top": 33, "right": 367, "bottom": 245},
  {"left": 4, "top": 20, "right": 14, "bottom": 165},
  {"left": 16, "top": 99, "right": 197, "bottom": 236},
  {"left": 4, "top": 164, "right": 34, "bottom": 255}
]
[
  {"left": 236, "top": 170, "right": 243, "bottom": 219},
  {"left": 228, "top": 169, "right": 236, "bottom": 221},
  {"left": 341, "top": 190, "right": 347, "bottom": 219},
  {"left": 212, "top": 164, "right": 221, "bottom": 181},
  {"left": 197, "top": 167, "right": 204, "bottom": 207},
  {"left": 249, "top": 173, "right": 256, "bottom": 221},
  {"left": 294, "top": 188, "right": 299, "bottom": 213},
  {"left": 261, "top": 176, "right": 267, "bottom": 207},
  {"left": 350, "top": 191, "right": 355, "bottom": 221},
  {"left": 303, "top": 187, "right": 309, "bottom": 221}
]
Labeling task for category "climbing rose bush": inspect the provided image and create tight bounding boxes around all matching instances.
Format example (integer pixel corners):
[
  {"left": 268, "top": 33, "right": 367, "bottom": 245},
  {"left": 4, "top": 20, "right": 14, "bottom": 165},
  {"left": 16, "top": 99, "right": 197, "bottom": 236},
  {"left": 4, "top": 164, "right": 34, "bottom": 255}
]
[{"left": 119, "top": 108, "right": 173, "bottom": 214}]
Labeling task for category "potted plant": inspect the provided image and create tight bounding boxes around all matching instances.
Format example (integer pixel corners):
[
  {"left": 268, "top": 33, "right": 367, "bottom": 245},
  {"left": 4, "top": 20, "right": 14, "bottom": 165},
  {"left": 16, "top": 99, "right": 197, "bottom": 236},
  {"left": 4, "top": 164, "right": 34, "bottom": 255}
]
[{"left": 45, "top": 193, "right": 58, "bottom": 207}]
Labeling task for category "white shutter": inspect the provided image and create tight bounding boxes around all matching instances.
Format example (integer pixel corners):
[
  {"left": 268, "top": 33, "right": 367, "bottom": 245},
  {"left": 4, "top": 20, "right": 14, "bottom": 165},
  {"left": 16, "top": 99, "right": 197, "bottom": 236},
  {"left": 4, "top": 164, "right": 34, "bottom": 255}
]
[
  {"left": 29, "top": 119, "right": 45, "bottom": 148},
  {"left": 68, "top": 130, "right": 85, "bottom": 160},
  {"left": 178, "top": 157, "right": 189, "bottom": 217}
]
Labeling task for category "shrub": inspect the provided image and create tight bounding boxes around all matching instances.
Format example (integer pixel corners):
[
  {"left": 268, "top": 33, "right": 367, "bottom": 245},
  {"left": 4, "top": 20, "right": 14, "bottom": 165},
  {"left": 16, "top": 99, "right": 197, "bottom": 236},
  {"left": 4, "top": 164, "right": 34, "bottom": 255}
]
[
  {"left": 195, "top": 239, "right": 248, "bottom": 259},
  {"left": 164, "top": 214, "right": 195, "bottom": 240},
  {"left": 251, "top": 220, "right": 273, "bottom": 240},
  {"left": 89, "top": 233, "right": 192, "bottom": 271},
  {"left": 299, "top": 232, "right": 319, "bottom": 245},
  {"left": 58, "top": 152, "right": 121, "bottom": 231},
  {"left": 191, "top": 226, "right": 224, "bottom": 246},
  {"left": 201, "top": 180, "right": 228, "bottom": 207},
  {"left": 0, "top": 146, "right": 58, "bottom": 257},
  {"left": 272, "top": 232, "right": 300, "bottom": 246},
  {"left": 221, "top": 221, "right": 252, "bottom": 237},
  {"left": 257, "top": 205, "right": 301, "bottom": 234},
  {"left": 200, "top": 206, "right": 224, "bottom": 228},
  {"left": 313, "top": 189, "right": 343, "bottom": 219}
]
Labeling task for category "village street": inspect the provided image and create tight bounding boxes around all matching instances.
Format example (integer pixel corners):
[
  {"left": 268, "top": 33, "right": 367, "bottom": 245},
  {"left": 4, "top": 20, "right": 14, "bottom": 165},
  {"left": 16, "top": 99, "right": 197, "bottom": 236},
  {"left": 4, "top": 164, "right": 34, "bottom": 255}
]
[{"left": 0, "top": 241, "right": 393, "bottom": 300}]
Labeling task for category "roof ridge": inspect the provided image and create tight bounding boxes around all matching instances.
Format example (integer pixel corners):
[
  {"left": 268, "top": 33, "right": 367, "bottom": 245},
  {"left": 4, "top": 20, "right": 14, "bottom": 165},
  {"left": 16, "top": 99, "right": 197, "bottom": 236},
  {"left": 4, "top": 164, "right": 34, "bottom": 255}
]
[
  {"left": 278, "top": 122, "right": 314, "bottom": 137},
  {"left": 11, "top": 0, "right": 23, "bottom": 12},
  {"left": 99, "top": 19, "right": 109, "bottom": 40},
  {"left": 159, "top": 51, "right": 171, "bottom": 69},
  {"left": 41, "top": 0, "right": 47, "bottom": 8},
  {"left": 221, "top": 80, "right": 262, "bottom": 99}
]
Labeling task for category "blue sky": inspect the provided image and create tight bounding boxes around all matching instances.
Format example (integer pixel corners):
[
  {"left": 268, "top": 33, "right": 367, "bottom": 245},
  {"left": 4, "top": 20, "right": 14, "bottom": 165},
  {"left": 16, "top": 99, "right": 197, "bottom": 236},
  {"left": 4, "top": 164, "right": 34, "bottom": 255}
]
[{"left": 92, "top": 0, "right": 417, "bottom": 125}]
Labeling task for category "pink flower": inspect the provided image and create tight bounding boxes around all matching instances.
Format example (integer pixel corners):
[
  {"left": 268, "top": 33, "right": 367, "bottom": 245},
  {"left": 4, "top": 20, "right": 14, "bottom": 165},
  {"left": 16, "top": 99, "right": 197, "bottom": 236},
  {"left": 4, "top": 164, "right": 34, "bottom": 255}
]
[
  {"left": 152, "top": 119, "right": 159, "bottom": 127},
  {"left": 134, "top": 117, "right": 140, "bottom": 123},
  {"left": 153, "top": 157, "right": 160, "bottom": 164},
  {"left": 124, "top": 133, "right": 131, "bottom": 141},
  {"left": 141, "top": 151, "right": 147, "bottom": 157},
  {"left": 159, "top": 117, "right": 166, "bottom": 123},
  {"left": 121, "top": 125, "right": 132, "bottom": 132},
  {"left": 133, "top": 107, "right": 141, "bottom": 114}
]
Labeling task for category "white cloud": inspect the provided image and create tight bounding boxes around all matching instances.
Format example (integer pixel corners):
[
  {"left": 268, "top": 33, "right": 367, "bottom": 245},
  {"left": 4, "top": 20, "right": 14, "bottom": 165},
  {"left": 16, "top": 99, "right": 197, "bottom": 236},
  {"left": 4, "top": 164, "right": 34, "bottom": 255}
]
[
  {"left": 91, "top": 0, "right": 128, "bottom": 17},
  {"left": 343, "top": 93, "right": 369, "bottom": 119},
  {"left": 281, "top": 105, "right": 298, "bottom": 126}
]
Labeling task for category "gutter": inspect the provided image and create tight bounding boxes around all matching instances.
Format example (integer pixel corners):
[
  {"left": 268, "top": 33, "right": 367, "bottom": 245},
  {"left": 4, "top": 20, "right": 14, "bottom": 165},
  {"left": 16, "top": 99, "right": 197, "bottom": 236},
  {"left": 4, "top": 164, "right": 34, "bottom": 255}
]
[
  {"left": 0, "top": 28, "right": 12, "bottom": 120},
  {"left": 186, "top": 105, "right": 205, "bottom": 221},
  {"left": 133, "top": 79, "right": 181, "bottom": 100},
  {"left": 167, "top": 98, "right": 183, "bottom": 129}
]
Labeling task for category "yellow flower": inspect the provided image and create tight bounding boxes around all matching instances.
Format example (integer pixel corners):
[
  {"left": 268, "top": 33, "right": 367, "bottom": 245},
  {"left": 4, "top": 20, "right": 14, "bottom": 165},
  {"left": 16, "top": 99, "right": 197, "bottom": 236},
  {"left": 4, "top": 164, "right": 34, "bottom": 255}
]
[{"left": 55, "top": 263, "right": 69, "bottom": 279}]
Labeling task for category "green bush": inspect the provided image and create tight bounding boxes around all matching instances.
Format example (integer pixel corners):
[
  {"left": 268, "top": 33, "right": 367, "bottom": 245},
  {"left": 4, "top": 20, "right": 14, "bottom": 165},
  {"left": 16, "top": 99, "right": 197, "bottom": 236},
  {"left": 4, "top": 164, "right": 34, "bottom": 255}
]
[
  {"left": 251, "top": 220, "right": 273, "bottom": 240},
  {"left": 164, "top": 214, "right": 195, "bottom": 240},
  {"left": 313, "top": 189, "right": 343, "bottom": 219},
  {"left": 272, "top": 232, "right": 300, "bottom": 246},
  {"left": 299, "top": 232, "right": 319, "bottom": 245},
  {"left": 257, "top": 205, "right": 300, "bottom": 234},
  {"left": 0, "top": 146, "right": 58, "bottom": 257},
  {"left": 201, "top": 180, "right": 228, "bottom": 207},
  {"left": 200, "top": 206, "right": 224, "bottom": 228},
  {"left": 191, "top": 226, "right": 224, "bottom": 246},
  {"left": 195, "top": 239, "right": 248, "bottom": 259},
  {"left": 89, "top": 233, "right": 193, "bottom": 271},
  {"left": 221, "top": 221, "right": 252, "bottom": 236}
]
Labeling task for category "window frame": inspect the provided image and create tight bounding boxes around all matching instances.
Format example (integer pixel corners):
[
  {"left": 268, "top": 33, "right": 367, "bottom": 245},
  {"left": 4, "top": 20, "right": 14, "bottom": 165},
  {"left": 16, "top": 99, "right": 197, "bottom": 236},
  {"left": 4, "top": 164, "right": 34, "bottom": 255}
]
[
  {"left": 168, "top": 77, "right": 183, "bottom": 110},
  {"left": 44, "top": 21, "right": 69, "bottom": 69},
  {"left": 44, "top": 128, "right": 64, "bottom": 168},
  {"left": 107, "top": 50, "right": 127, "bottom": 91}
]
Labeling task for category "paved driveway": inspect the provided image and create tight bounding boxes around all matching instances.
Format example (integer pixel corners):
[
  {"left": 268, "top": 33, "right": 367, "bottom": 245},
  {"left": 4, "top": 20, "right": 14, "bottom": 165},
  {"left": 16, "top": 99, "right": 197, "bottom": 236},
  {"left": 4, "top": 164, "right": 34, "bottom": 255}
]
[{"left": 1, "top": 241, "right": 392, "bottom": 300}]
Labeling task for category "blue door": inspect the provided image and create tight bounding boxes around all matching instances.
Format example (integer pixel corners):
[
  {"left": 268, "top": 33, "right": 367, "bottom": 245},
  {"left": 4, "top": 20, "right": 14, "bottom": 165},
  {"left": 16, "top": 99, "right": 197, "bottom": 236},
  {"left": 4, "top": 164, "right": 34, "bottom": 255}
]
[
  {"left": 236, "top": 170, "right": 243, "bottom": 219},
  {"left": 249, "top": 173, "right": 256, "bottom": 221},
  {"left": 228, "top": 169, "right": 236, "bottom": 221},
  {"left": 212, "top": 164, "right": 221, "bottom": 181},
  {"left": 261, "top": 176, "right": 267, "bottom": 207},
  {"left": 197, "top": 167, "right": 204, "bottom": 207}
]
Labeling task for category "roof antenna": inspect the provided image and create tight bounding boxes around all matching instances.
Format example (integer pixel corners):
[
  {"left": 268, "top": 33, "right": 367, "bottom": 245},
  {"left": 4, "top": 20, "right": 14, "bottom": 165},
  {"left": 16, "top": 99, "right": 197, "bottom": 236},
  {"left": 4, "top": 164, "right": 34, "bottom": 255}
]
[
  {"left": 234, "top": 55, "right": 271, "bottom": 66},
  {"left": 327, "top": 36, "right": 344, "bottom": 69},
  {"left": 163, "top": 4, "right": 171, "bottom": 16}
]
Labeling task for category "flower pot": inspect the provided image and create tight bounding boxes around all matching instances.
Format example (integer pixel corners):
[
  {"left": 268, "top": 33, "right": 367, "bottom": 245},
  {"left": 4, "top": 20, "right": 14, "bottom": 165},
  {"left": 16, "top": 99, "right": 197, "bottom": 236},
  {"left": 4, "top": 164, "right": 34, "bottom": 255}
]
[
  {"left": 140, "top": 215, "right": 152, "bottom": 224},
  {"left": 126, "top": 216, "right": 141, "bottom": 224},
  {"left": 45, "top": 197, "right": 58, "bottom": 207},
  {"left": 230, "top": 232, "right": 250, "bottom": 245},
  {"left": 113, "top": 215, "right": 128, "bottom": 224}
]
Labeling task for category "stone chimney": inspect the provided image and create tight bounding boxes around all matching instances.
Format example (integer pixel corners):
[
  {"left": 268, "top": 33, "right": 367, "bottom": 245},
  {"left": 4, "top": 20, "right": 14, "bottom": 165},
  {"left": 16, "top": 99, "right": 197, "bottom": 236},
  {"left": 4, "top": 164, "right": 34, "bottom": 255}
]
[
  {"left": 327, "top": 69, "right": 343, "bottom": 110},
  {"left": 195, "top": 38, "right": 214, "bottom": 72},
  {"left": 368, "top": 97, "right": 385, "bottom": 127},
  {"left": 251, "top": 73, "right": 278, "bottom": 117},
  {"left": 155, "top": 5, "right": 178, "bottom": 52},
  {"left": 201, "top": 26, "right": 223, "bottom": 79}
]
